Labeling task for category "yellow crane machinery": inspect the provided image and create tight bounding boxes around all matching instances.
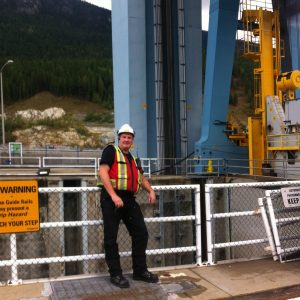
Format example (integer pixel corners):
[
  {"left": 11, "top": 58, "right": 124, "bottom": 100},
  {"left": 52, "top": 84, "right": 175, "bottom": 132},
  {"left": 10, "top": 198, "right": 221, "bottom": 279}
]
[
  {"left": 277, "top": 71, "right": 300, "bottom": 101},
  {"left": 239, "top": 1, "right": 281, "bottom": 175},
  {"left": 231, "top": 0, "right": 300, "bottom": 177},
  {"left": 267, "top": 71, "right": 300, "bottom": 151},
  {"left": 226, "top": 112, "right": 248, "bottom": 147}
]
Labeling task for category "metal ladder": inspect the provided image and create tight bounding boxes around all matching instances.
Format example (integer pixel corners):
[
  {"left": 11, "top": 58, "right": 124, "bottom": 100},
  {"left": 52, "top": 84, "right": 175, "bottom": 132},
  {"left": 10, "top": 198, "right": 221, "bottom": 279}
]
[
  {"left": 272, "top": 96, "right": 286, "bottom": 125},
  {"left": 177, "top": 0, "right": 187, "bottom": 159}
]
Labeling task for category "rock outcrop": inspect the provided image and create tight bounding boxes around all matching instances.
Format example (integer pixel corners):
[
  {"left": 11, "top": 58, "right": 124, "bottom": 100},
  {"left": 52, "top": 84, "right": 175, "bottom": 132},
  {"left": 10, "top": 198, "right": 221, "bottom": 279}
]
[
  {"left": 15, "top": 107, "right": 66, "bottom": 120},
  {"left": 12, "top": 108, "right": 114, "bottom": 149}
]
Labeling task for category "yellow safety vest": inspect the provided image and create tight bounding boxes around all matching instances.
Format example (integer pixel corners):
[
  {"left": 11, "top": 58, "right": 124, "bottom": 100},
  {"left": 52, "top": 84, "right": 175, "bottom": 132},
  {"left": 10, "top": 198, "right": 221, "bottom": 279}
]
[{"left": 98, "top": 145, "right": 142, "bottom": 193}]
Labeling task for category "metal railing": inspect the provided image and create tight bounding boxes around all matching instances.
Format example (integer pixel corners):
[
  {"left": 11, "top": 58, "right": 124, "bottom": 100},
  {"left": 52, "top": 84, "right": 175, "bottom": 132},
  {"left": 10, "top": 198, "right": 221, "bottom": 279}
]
[
  {"left": 0, "top": 184, "right": 201, "bottom": 284},
  {"left": 0, "top": 156, "right": 41, "bottom": 167},
  {"left": 205, "top": 180, "right": 300, "bottom": 265},
  {"left": 0, "top": 155, "right": 225, "bottom": 177},
  {"left": 3, "top": 179, "right": 300, "bottom": 285},
  {"left": 2, "top": 154, "right": 300, "bottom": 179},
  {"left": 268, "top": 133, "right": 300, "bottom": 149},
  {"left": 42, "top": 157, "right": 99, "bottom": 177},
  {"left": 261, "top": 189, "right": 300, "bottom": 263}
]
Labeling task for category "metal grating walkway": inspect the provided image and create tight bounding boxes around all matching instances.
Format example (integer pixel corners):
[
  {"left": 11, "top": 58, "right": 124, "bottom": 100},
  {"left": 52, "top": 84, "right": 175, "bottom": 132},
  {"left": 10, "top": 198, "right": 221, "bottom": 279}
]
[
  {"left": 50, "top": 276, "right": 166, "bottom": 300},
  {"left": 49, "top": 272, "right": 202, "bottom": 300}
]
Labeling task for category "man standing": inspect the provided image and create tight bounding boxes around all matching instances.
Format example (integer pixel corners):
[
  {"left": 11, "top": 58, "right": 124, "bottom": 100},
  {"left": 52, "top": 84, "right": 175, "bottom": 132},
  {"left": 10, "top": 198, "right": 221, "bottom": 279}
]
[{"left": 99, "top": 123, "right": 159, "bottom": 288}]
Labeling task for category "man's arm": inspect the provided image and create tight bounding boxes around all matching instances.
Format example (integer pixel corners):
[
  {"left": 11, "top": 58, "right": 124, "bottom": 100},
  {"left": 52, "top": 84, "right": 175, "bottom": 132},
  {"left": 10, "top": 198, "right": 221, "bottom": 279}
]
[
  {"left": 141, "top": 175, "right": 156, "bottom": 204},
  {"left": 99, "top": 164, "right": 124, "bottom": 208}
]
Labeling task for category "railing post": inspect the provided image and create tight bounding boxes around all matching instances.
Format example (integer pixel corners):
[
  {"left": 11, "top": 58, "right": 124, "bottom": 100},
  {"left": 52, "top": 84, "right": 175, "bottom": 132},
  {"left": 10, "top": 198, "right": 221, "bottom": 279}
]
[
  {"left": 59, "top": 181, "right": 65, "bottom": 276},
  {"left": 186, "top": 158, "right": 188, "bottom": 175},
  {"left": 258, "top": 197, "right": 278, "bottom": 261},
  {"left": 94, "top": 158, "right": 97, "bottom": 178},
  {"left": 205, "top": 184, "right": 214, "bottom": 265},
  {"left": 10, "top": 234, "right": 18, "bottom": 284},
  {"left": 265, "top": 191, "right": 282, "bottom": 259},
  {"left": 283, "top": 160, "right": 286, "bottom": 179},
  {"left": 81, "top": 181, "right": 89, "bottom": 273},
  {"left": 195, "top": 185, "right": 202, "bottom": 265}
]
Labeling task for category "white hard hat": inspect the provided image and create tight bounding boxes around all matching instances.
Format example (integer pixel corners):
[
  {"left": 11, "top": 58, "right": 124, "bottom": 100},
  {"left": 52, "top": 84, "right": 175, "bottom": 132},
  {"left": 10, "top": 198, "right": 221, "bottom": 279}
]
[{"left": 117, "top": 123, "right": 135, "bottom": 136}]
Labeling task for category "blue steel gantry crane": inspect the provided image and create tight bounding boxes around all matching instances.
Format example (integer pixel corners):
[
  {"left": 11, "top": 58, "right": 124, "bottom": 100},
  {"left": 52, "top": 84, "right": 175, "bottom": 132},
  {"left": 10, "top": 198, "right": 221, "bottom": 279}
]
[
  {"left": 112, "top": 0, "right": 300, "bottom": 176},
  {"left": 111, "top": 0, "right": 203, "bottom": 162}
]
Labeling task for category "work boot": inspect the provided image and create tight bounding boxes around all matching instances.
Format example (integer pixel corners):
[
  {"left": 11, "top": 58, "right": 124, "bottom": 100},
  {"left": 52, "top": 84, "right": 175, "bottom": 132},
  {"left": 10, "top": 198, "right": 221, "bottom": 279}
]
[
  {"left": 110, "top": 274, "right": 130, "bottom": 288},
  {"left": 133, "top": 270, "right": 159, "bottom": 283}
]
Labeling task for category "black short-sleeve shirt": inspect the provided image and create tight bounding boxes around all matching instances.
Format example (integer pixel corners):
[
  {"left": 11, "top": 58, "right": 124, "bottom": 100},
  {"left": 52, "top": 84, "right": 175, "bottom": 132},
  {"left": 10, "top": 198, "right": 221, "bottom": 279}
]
[
  {"left": 100, "top": 144, "right": 117, "bottom": 167},
  {"left": 100, "top": 144, "right": 142, "bottom": 170}
]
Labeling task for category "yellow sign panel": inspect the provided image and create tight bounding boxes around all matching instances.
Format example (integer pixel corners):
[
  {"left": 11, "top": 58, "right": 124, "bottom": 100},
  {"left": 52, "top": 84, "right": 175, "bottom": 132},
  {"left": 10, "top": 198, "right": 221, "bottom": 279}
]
[{"left": 0, "top": 180, "right": 39, "bottom": 233}]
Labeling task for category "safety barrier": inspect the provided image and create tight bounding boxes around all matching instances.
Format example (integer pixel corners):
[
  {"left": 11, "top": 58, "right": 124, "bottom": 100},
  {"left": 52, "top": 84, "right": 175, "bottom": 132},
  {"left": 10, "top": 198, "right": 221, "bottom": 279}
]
[
  {"left": 0, "top": 184, "right": 200, "bottom": 284},
  {"left": 0, "top": 156, "right": 41, "bottom": 168},
  {"left": 42, "top": 157, "right": 99, "bottom": 177},
  {"left": 2, "top": 154, "right": 300, "bottom": 179},
  {"left": 205, "top": 180, "right": 300, "bottom": 265},
  {"left": 0, "top": 156, "right": 225, "bottom": 177},
  {"left": 261, "top": 189, "right": 300, "bottom": 263}
]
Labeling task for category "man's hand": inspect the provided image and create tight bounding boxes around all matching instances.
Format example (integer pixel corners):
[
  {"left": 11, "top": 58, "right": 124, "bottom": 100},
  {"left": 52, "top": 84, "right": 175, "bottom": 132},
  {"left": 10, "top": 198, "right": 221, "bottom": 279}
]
[
  {"left": 140, "top": 175, "right": 156, "bottom": 205},
  {"left": 148, "top": 189, "right": 156, "bottom": 204},
  {"left": 111, "top": 194, "right": 124, "bottom": 208},
  {"left": 100, "top": 164, "right": 124, "bottom": 208}
]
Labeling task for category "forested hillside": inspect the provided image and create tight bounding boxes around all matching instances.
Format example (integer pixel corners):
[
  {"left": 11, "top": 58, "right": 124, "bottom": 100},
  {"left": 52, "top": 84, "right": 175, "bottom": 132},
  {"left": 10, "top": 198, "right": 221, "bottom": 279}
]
[
  {"left": 0, "top": 0, "right": 113, "bottom": 108},
  {"left": 0, "top": 0, "right": 254, "bottom": 112}
]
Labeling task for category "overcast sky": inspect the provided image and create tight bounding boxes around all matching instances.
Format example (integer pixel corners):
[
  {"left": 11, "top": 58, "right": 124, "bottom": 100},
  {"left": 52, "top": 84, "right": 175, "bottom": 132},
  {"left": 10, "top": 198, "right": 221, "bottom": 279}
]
[
  {"left": 82, "top": 1, "right": 272, "bottom": 31},
  {"left": 83, "top": 0, "right": 210, "bottom": 30},
  {"left": 84, "top": 0, "right": 112, "bottom": 10}
]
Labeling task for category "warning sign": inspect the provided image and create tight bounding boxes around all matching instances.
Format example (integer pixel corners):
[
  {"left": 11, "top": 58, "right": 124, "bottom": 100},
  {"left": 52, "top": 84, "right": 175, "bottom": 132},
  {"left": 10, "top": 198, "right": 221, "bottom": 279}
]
[
  {"left": 281, "top": 187, "right": 300, "bottom": 208},
  {"left": 0, "top": 180, "right": 39, "bottom": 233}
]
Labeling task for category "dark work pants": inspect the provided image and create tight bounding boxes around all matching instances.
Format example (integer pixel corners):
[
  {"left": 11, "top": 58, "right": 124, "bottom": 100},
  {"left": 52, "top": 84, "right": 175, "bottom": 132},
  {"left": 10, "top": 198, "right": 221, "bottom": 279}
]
[{"left": 100, "top": 195, "right": 149, "bottom": 276}]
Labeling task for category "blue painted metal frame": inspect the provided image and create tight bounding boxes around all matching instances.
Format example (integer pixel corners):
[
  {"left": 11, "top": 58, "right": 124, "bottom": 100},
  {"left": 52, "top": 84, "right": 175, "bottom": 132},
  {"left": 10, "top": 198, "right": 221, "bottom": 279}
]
[
  {"left": 185, "top": 0, "right": 203, "bottom": 157},
  {"left": 112, "top": 0, "right": 148, "bottom": 157},
  {"left": 112, "top": 0, "right": 203, "bottom": 159},
  {"left": 145, "top": 0, "right": 157, "bottom": 158},
  {"left": 285, "top": 0, "right": 300, "bottom": 99},
  {"left": 194, "top": 0, "right": 248, "bottom": 173}
]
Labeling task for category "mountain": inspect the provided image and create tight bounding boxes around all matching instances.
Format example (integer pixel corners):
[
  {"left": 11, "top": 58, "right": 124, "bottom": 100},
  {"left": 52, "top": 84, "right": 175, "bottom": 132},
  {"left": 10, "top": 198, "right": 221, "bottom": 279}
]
[{"left": 0, "top": 0, "right": 113, "bottom": 107}]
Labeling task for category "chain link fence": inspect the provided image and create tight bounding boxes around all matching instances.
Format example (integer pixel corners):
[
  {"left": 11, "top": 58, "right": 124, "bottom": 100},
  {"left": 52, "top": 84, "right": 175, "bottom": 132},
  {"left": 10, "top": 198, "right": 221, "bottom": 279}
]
[
  {"left": 0, "top": 184, "right": 200, "bottom": 284},
  {"left": 262, "top": 189, "right": 300, "bottom": 263},
  {"left": 205, "top": 180, "right": 300, "bottom": 265}
]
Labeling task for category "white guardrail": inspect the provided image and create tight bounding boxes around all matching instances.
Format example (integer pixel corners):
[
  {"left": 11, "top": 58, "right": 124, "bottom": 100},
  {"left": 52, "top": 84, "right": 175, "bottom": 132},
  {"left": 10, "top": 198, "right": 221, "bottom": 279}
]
[
  {"left": 2, "top": 155, "right": 300, "bottom": 178},
  {"left": 0, "top": 156, "right": 225, "bottom": 177},
  {"left": 205, "top": 180, "right": 300, "bottom": 265},
  {"left": 0, "top": 184, "right": 201, "bottom": 284}
]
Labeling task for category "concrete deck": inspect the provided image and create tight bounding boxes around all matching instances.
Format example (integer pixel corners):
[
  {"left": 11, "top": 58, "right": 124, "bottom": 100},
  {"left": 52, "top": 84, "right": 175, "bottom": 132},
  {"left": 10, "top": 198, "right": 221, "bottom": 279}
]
[{"left": 1, "top": 258, "right": 300, "bottom": 299}]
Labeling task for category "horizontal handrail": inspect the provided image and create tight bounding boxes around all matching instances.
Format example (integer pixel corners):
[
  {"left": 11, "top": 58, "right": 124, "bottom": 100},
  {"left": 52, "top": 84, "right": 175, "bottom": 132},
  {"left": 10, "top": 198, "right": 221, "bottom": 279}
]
[
  {"left": 0, "top": 156, "right": 41, "bottom": 168},
  {"left": 0, "top": 155, "right": 300, "bottom": 179}
]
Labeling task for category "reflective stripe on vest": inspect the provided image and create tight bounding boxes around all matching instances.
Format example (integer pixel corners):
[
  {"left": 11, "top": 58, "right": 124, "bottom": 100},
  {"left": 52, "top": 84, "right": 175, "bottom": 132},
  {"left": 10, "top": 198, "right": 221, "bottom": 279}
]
[
  {"left": 114, "top": 145, "right": 128, "bottom": 190},
  {"left": 113, "top": 145, "right": 142, "bottom": 192}
]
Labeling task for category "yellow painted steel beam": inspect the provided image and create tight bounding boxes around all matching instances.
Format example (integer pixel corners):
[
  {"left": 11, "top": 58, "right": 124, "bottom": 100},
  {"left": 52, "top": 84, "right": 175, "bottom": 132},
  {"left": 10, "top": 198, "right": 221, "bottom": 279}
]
[
  {"left": 228, "top": 135, "right": 248, "bottom": 140},
  {"left": 248, "top": 116, "right": 263, "bottom": 175},
  {"left": 268, "top": 146, "right": 300, "bottom": 151},
  {"left": 259, "top": 9, "right": 275, "bottom": 158},
  {"left": 242, "top": 6, "right": 280, "bottom": 174}
]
